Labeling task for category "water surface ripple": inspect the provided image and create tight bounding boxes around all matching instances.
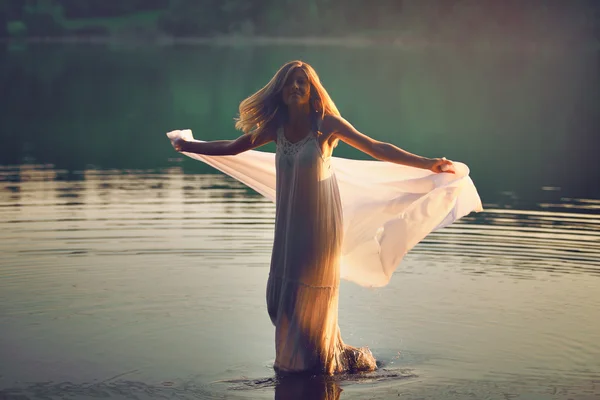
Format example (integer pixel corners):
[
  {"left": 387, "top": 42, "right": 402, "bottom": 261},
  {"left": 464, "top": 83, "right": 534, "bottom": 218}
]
[{"left": 1, "top": 167, "right": 599, "bottom": 399}]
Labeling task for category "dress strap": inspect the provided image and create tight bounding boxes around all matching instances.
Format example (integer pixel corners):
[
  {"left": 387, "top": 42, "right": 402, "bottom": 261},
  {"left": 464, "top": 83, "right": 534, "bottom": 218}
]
[{"left": 275, "top": 125, "right": 284, "bottom": 142}]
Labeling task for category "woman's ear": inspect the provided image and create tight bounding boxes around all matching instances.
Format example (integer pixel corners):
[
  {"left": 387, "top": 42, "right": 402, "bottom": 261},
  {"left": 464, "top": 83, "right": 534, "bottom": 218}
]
[{"left": 311, "top": 95, "right": 321, "bottom": 113}]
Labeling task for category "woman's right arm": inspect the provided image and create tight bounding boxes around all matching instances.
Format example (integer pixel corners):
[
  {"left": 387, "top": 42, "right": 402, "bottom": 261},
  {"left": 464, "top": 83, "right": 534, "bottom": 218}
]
[{"left": 174, "top": 130, "right": 274, "bottom": 156}]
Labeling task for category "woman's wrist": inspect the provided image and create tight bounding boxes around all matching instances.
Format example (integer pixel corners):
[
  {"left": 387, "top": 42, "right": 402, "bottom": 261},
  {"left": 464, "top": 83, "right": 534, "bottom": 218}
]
[
  {"left": 180, "top": 140, "right": 190, "bottom": 152},
  {"left": 419, "top": 157, "right": 434, "bottom": 170},
  {"left": 180, "top": 139, "right": 198, "bottom": 153}
]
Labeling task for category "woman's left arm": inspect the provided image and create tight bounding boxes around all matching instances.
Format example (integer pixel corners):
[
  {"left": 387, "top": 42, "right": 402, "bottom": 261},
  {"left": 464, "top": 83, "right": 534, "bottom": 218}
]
[{"left": 324, "top": 115, "right": 454, "bottom": 173}]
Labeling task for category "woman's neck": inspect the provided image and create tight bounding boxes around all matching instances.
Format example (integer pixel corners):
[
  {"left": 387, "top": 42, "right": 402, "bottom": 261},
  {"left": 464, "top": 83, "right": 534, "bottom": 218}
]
[{"left": 286, "top": 105, "right": 311, "bottom": 128}]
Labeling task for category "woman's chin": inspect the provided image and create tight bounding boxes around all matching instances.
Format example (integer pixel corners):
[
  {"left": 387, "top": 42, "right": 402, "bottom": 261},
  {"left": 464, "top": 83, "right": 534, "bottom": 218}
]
[{"left": 286, "top": 99, "right": 308, "bottom": 108}]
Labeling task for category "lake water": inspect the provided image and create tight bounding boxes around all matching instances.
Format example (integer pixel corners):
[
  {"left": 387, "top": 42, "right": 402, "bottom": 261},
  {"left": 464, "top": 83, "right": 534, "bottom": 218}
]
[{"left": 0, "top": 43, "right": 599, "bottom": 399}]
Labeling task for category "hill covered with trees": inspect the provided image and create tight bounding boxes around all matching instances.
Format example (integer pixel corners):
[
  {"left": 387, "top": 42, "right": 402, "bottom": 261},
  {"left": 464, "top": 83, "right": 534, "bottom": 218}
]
[{"left": 1, "top": 0, "right": 598, "bottom": 45}]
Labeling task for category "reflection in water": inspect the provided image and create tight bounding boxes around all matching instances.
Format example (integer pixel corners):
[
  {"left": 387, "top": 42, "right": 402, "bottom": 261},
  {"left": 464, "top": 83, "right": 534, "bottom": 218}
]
[
  {"left": 0, "top": 379, "right": 232, "bottom": 400},
  {"left": 275, "top": 375, "right": 341, "bottom": 400},
  {"left": 416, "top": 207, "right": 600, "bottom": 279},
  {"left": 0, "top": 374, "right": 367, "bottom": 400},
  {"left": 222, "top": 368, "right": 417, "bottom": 399},
  {"left": 240, "top": 374, "right": 343, "bottom": 400},
  {"left": 1, "top": 166, "right": 599, "bottom": 399},
  {"left": 1, "top": 164, "right": 598, "bottom": 280},
  {"left": 2, "top": 165, "right": 597, "bottom": 279},
  {"left": 0, "top": 369, "right": 421, "bottom": 399},
  {"left": 1, "top": 44, "right": 598, "bottom": 201},
  {"left": 2, "top": 371, "right": 597, "bottom": 400},
  {"left": 277, "top": 375, "right": 355, "bottom": 400}
]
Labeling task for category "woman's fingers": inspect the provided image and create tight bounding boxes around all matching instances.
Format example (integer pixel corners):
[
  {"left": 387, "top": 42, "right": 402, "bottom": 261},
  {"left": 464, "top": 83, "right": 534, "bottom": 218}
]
[
  {"left": 439, "top": 160, "right": 455, "bottom": 173},
  {"left": 170, "top": 138, "right": 183, "bottom": 151}
]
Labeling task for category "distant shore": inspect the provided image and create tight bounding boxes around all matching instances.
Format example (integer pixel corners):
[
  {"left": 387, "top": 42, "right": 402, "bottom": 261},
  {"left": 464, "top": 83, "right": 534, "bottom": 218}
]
[
  {"left": 1, "top": 34, "right": 378, "bottom": 46},
  {"left": 1, "top": 34, "right": 597, "bottom": 51}
]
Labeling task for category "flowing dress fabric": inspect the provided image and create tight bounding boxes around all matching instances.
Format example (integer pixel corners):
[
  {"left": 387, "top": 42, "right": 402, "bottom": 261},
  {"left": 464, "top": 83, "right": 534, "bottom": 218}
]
[
  {"left": 265, "top": 126, "right": 368, "bottom": 373},
  {"left": 167, "top": 129, "right": 483, "bottom": 288}
]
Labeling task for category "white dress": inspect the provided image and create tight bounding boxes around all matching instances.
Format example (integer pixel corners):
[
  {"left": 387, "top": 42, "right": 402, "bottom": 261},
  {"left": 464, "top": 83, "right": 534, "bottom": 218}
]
[
  {"left": 166, "top": 128, "right": 482, "bottom": 288},
  {"left": 264, "top": 125, "right": 376, "bottom": 374},
  {"left": 166, "top": 128, "right": 483, "bottom": 373}
]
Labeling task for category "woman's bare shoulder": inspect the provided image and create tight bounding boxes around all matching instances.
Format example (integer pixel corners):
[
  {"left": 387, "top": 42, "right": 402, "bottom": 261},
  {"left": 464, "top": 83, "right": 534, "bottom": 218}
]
[
  {"left": 320, "top": 114, "right": 343, "bottom": 134},
  {"left": 321, "top": 114, "right": 356, "bottom": 136},
  {"left": 262, "top": 124, "right": 278, "bottom": 143}
]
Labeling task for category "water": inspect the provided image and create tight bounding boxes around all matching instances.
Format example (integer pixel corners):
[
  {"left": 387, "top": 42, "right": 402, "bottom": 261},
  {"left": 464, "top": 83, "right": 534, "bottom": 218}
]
[{"left": 0, "top": 43, "right": 599, "bottom": 399}]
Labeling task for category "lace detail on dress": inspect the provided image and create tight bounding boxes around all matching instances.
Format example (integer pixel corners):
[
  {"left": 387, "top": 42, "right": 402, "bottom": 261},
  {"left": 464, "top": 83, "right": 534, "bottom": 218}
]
[{"left": 277, "top": 127, "right": 313, "bottom": 156}]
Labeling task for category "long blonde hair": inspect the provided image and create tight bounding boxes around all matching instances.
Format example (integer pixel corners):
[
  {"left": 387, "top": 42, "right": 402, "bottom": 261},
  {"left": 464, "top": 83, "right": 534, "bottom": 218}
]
[{"left": 235, "top": 60, "right": 341, "bottom": 142}]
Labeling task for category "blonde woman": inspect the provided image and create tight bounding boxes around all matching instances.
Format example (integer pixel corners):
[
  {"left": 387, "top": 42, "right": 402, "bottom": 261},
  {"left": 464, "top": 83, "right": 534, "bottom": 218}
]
[{"left": 169, "top": 60, "right": 455, "bottom": 375}]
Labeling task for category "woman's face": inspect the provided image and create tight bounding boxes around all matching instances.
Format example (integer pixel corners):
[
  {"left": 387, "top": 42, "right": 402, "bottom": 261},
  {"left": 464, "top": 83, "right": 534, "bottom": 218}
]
[{"left": 282, "top": 68, "right": 311, "bottom": 108}]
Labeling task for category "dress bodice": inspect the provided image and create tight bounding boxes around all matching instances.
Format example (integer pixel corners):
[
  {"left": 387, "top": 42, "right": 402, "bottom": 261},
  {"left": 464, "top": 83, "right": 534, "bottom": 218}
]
[{"left": 275, "top": 126, "right": 332, "bottom": 182}]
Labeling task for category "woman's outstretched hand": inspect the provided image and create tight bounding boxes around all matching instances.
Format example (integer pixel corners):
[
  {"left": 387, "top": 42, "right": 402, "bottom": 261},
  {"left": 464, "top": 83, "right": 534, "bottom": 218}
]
[
  {"left": 429, "top": 157, "right": 455, "bottom": 174},
  {"left": 170, "top": 137, "right": 186, "bottom": 152},
  {"left": 166, "top": 130, "right": 193, "bottom": 152}
]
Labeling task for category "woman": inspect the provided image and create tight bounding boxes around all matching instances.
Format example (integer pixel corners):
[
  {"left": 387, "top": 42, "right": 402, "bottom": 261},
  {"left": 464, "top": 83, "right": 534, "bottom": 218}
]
[{"left": 169, "top": 60, "right": 455, "bottom": 375}]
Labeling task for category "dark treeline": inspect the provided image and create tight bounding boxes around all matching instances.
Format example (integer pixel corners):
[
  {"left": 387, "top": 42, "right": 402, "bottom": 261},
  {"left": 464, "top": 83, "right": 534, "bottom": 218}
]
[
  {"left": 1, "top": 0, "right": 598, "bottom": 43},
  {"left": 1, "top": 43, "right": 598, "bottom": 199}
]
